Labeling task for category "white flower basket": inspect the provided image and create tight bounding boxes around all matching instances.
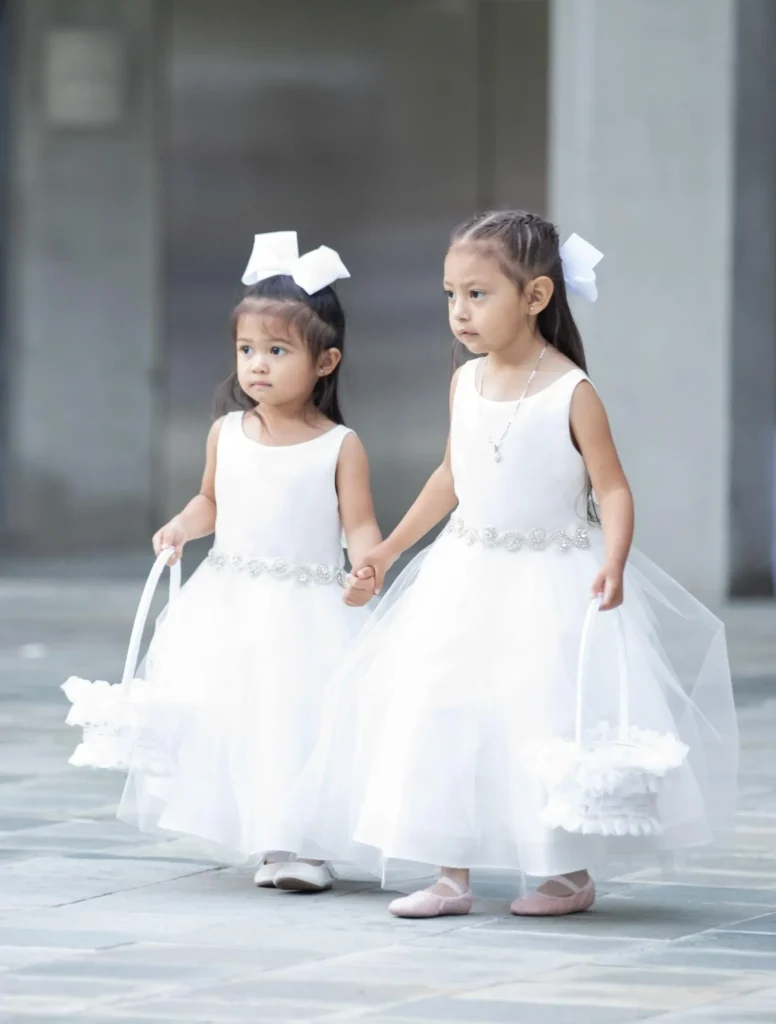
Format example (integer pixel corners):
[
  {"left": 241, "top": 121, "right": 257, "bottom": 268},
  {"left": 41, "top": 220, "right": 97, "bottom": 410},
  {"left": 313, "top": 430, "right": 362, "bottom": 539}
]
[
  {"left": 528, "top": 599, "right": 688, "bottom": 837},
  {"left": 62, "top": 548, "right": 189, "bottom": 775}
]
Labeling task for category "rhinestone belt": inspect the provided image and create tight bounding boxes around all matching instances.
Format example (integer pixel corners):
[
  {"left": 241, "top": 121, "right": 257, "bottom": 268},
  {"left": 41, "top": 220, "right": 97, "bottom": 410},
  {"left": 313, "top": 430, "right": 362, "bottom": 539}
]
[
  {"left": 206, "top": 549, "right": 347, "bottom": 587},
  {"left": 446, "top": 515, "right": 591, "bottom": 552}
]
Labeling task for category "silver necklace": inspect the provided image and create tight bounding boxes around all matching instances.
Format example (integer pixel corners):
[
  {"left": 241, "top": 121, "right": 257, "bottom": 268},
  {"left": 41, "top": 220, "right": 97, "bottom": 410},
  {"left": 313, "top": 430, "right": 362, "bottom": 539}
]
[{"left": 477, "top": 345, "right": 548, "bottom": 462}]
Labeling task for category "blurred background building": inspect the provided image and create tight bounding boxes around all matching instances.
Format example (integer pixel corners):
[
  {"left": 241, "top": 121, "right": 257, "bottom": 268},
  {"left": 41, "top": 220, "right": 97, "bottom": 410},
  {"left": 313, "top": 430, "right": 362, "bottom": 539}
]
[{"left": 0, "top": 0, "right": 774, "bottom": 603}]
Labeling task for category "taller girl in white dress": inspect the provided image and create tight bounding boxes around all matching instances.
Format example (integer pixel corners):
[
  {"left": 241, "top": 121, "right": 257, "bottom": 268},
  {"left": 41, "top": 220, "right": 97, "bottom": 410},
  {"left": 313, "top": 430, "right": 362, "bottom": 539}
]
[
  {"left": 118, "top": 232, "right": 380, "bottom": 893},
  {"left": 293, "top": 210, "right": 738, "bottom": 917}
]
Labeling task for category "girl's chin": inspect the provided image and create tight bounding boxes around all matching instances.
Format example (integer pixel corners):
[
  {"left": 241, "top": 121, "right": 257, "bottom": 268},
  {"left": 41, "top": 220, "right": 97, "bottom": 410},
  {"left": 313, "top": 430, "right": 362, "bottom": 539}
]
[{"left": 457, "top": 335, "right": 486, "bottom": 354}]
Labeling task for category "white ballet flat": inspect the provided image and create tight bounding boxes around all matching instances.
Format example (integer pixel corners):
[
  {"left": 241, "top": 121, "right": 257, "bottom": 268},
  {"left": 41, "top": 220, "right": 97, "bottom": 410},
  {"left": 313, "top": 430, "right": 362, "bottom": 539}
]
[
  {"left": 273, "top": 861, "right": 335, "bottom": 893},
  {"left": 253, "top": 860, "right": 293, "bottom": 888}
]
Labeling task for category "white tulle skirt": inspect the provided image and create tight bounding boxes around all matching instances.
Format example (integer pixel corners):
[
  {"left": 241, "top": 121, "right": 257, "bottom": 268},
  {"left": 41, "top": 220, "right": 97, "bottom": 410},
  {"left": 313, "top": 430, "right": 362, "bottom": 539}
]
[
  {"left": 117, "top": 563, "right": 368, "bottom": 860},
  {"left": 289, "top": 529, "right": 738, "bottom": 887}
]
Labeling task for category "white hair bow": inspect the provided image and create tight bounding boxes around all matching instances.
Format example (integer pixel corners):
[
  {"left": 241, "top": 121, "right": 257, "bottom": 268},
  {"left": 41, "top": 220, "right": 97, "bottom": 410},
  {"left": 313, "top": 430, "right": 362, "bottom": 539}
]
[
  {"left": 241, "top": 230, "right": 350, "bottom": 294},
  {"left": 560, "top": 233, "right": 604, "bottom": 302}
]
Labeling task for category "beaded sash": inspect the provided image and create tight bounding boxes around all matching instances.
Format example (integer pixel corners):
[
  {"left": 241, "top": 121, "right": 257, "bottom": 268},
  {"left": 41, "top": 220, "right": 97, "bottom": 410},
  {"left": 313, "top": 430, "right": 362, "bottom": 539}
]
[
  {"left": 445, "top": 515, "right": 591, "bottom": 553},
  {"left": 206, "top": 549, "right": 347, "bottom": 587}
]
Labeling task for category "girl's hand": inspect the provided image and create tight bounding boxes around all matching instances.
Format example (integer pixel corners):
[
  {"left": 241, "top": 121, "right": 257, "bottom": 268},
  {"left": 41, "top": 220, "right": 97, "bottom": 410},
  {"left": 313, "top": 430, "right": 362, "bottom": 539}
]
[
  {"left": 152, "top": 516, "right": 187, "bottom": 565},
  {"left": 354, "top": 541, "right": 400, "bottom": 595},
  {"left": 343, "top": 565, "right": 376, "bottom": 608},
  {"left": 591, "top": 562, "right": 624, "bottom": 610}
]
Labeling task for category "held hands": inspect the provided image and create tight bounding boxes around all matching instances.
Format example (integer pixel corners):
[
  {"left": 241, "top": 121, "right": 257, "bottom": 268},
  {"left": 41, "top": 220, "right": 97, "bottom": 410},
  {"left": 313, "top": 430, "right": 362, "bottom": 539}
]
[
  {"left": 343, "top": 564, "right": 377, "bottom": 607},
  {"left": 591, "top": 561, "right": 624, "bottom": 611},
  {"left": 152, "top": 516, "right": 187, "bottom": 566},
  {"left": 353, "top": 541, "right": 400, "bottom": 596},
  {"left": 343, "top": 540, "right": 401, "bottom": 605}
]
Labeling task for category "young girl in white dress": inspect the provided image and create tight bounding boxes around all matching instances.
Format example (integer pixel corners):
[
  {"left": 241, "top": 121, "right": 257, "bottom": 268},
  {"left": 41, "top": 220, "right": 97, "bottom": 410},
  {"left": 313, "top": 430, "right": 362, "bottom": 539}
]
[
  {"left": 292, "top": 210, "right": 738, "bottom": 916},
  {"left": 118, "top": 231, "right": 380, "bottom": 893}
]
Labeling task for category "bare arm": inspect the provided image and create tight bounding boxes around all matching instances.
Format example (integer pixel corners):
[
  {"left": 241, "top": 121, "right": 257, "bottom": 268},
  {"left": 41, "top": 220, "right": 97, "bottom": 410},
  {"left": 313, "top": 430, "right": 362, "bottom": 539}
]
[
  {"left": 176, "top": 417, "right": 222, "bottom": 540},
  {"left": 152, "top": 417, "right": 223, "bottom": 563},
  {"left": 335, "top": 431, "right": 381, "bottom": 608},
  {"left": 354, "top": 369, "right": 461, "bottom": 591},
  {"left": 384, "top": 439, "right": 457, "bottom": 556},
  {"left": 336, "top": 432, "right": 382, "bottom": 567},
  {"left": 383, "top": 368, "right": 461, "bottom": 555},
  {"left": 570, "top": 381, "right": 634, "bottom": 608}
]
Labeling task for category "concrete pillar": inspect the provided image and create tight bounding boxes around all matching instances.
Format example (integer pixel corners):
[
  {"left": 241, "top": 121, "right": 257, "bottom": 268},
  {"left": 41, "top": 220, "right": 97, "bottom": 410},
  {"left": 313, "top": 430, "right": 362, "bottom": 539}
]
[
  {"left": 550, "top": 0, "right": 737, "bottom": 602},
  {"left": 729, "top": 0, "right": 776, "bottom": 596},
  {"left": 5, "top": 0, "right": 159, "bottom": 552}
]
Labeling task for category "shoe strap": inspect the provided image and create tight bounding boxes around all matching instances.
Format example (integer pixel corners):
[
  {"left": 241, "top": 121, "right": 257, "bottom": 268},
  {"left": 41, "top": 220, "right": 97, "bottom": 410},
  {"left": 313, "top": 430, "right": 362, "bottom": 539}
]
[
  {"left": 438, "top": 875, "right": 468, "bottom": 897},
  {"left": 543, "top": 874, "right": 585, "bottom": 895}
]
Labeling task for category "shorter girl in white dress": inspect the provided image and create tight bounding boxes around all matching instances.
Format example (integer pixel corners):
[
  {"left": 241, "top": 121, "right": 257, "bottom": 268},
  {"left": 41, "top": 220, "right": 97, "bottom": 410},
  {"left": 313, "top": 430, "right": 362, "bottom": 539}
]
[
  {"left": 118, "top": 231, "right": 380, "bottom": 893},
  {"left": 292, "top": 210, "right": 738, "bottom": 916}
]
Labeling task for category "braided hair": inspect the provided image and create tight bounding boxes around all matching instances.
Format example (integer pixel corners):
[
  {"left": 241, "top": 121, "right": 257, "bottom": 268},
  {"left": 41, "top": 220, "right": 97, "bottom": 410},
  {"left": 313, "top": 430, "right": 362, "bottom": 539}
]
[{"left": 451, "top": 210, "right": 588, "bottom": 372}]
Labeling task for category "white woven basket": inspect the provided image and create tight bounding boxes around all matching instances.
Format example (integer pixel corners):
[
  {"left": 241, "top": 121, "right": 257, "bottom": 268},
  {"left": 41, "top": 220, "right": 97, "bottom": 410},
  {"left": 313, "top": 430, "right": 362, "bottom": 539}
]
[
  {"left": 528, "top": 598, "right": 688, "bottom": 837},
  {"left": 62, "top": 547, "right": 191, "bottom": 775}
]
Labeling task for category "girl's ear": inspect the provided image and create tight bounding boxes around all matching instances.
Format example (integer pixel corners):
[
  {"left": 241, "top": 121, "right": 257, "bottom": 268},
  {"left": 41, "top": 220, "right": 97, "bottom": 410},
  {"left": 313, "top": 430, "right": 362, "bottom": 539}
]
[
  {"left": 526, "top": 275, "right": 555, "bottom": 315},
  {"left": 317, "top": 347, "right": 342, "bottom": 378}
]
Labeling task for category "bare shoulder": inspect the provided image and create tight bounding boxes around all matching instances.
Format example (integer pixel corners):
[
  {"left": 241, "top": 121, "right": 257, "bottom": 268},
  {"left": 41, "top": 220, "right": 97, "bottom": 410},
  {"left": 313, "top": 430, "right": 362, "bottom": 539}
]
[
  {"left": 203, "top": 415, "right": 227, "bottom": 453},
  {"left": 335, "top": 430, "right": 371, "bottom": 498},
  {"left": 209, "top": 415, "right": 228, "bottom": 439},
  {"left": 199, "top": 415, "right": 228, "bottom": 492},
  {"left": 543, "top": 347, "right": 579, "bottom": 375},
  {"left": 337, "top": 429, "right": 368, "bottom": 465},
  {"left": 570, "top": 377, "right": 603, "bottom": 408},
  {"left": 449, "top": 360, "right": 471, "bottom": 404},
  {"left": 570, "top": 378, "right": 612, "bottom": 441}
]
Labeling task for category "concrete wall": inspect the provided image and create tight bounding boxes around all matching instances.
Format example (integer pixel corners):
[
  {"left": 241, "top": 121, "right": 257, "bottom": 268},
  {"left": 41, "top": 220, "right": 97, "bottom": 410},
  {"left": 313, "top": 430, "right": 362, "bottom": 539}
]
[
  {"left": 4, "top": 0, "right": 774, "bottom": 593},
  {"left": 5, "top": 0, "right": 159, "bottom": 552},
  {"left": 550, "top": 0, "right": 737, "bottom": 602}
]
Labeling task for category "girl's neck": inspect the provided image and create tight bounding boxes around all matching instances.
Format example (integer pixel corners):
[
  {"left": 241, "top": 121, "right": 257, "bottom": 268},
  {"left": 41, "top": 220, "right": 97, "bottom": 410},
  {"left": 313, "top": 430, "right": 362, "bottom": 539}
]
[
  {"left": 250, "top": 400, "right": 330, "bottom": 438},
  {"left": 487, "top": 326, "right": 548, "bottom": 371}
]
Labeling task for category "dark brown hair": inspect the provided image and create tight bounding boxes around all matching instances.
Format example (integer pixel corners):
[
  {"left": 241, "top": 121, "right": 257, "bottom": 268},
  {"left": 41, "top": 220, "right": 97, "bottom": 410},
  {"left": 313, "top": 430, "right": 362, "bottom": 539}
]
[
  {"left": 450, "top": 209, "right": 597, "bottom": 520},
  {"left": 215, "top": 274, "right": 346, "bottom": 424},
  {"left": 451, "top": 209, "right": 588, "bottom": 371}
]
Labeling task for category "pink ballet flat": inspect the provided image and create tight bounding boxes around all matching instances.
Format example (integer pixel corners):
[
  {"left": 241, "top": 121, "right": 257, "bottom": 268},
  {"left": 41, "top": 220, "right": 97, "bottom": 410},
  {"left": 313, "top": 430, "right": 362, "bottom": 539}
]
[
  {"left": 510, "top": 875, "right": 595, "bottom": 916},
  {"left": 389, "top": 876, "right": 473, "bottom": 919}
]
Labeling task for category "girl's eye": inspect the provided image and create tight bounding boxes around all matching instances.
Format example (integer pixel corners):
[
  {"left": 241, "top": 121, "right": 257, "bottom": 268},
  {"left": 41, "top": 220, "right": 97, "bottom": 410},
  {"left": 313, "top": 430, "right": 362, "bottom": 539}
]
[
  {"left": 444, "top": 289, "right": 454, "bottom": 300},
  {"left": 239, "top": 345, "right": 252, "bottom": 356},
  {"left": 470, "top": 290, "right": 484, "bottom": 299},
  {"left": 270, "top": 345, "right": 287, "bottom": 357}
]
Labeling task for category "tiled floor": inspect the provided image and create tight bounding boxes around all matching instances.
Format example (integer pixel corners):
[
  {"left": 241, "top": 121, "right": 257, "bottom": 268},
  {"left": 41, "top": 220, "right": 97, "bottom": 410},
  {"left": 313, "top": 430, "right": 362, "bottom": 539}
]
[{"left": 0, "top": 575, "right": 774, "bottom": 1022}]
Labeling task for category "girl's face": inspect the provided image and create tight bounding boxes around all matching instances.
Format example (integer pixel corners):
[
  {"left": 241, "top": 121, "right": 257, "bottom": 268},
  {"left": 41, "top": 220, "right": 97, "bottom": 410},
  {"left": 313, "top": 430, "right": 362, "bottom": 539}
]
[
  {"left": 235, "top": 313, "right": 340, "bottom": 410},
  {"left": 444, "top": 245, "right": 540, "bottom": 354}
]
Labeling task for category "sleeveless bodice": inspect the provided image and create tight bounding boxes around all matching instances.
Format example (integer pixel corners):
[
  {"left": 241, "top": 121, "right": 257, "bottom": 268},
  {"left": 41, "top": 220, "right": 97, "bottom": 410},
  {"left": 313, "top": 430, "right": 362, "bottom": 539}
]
[
  {"left": 450, "top": 359, "right": 589, "bottom": 531},
  {"left": 213, "top": 412, "right": 350, "bottom": 565}
]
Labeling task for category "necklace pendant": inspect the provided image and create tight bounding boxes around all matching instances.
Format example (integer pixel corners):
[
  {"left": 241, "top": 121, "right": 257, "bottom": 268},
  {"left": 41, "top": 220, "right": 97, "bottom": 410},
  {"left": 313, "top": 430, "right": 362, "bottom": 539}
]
[{"left": 479, "top": 345, "right": 547, "bottom": 468}]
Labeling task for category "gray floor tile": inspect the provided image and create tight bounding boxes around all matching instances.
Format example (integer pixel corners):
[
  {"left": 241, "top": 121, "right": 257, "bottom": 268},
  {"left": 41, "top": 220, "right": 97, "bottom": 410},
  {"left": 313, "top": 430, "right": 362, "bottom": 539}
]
[
  {"left": 362, "top": 998, "right": 653, "bottom": 1022},
  {"left": 1, "top": 577, "right": 775, "bottom": 1021},
  {"left": 719, "top": 913, "right": 776, "bottom": 934}
]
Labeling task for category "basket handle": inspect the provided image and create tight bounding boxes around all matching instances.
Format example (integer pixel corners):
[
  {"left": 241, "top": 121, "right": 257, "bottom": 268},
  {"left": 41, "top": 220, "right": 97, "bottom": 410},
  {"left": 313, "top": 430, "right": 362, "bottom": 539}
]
[
  {"left": 120, "top": 548, "right": 181, "bottom": 687},
  {"left": 574, "top": 596, "right": 629, "bottom": 745}
]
